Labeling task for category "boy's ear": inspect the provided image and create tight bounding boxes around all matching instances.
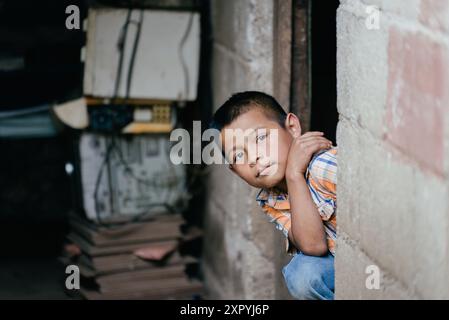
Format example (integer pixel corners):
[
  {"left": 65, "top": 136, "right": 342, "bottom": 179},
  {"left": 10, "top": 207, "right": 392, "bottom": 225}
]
[{"left": 284, "top": 113, "right": 302, "bottom": 138}]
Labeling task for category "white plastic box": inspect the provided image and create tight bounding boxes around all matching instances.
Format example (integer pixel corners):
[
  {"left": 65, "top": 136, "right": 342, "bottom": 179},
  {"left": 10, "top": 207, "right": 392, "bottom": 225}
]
[{"left": 83, "top": 8, "right": 200, "bottom": 101}]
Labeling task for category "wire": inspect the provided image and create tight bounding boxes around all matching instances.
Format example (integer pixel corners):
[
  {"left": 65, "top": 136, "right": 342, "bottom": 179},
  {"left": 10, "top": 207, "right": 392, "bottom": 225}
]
[
  {"left": 113, "top": 8, "right": 144, "bottom": 101},
  {"left": 93, "top": 133, "right": 184, "bottom": 228},
  {"left": 93, "top": 136, "right": 114, "bottom": 226},
  {"left": 112, "top": 8, "right": 132, "bottom": 100},
  {"left": 125, "top": 9, "right": 144, "bottom": 99}
]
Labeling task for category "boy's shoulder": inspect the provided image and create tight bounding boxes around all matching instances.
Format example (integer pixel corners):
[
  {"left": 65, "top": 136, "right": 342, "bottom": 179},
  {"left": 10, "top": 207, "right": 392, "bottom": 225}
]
[
  {"left": 309, "top": 146, "right": 337, "bottom": 165},
  {"left": 306, "top": 147, "right": 338, "bottom": 177},
  {"left": 306, "top": 147, "right": 338, "bottom": 196}
]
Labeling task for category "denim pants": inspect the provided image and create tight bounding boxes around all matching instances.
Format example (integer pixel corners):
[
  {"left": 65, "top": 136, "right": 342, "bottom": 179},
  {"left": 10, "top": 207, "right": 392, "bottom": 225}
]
[{"left": 282, "top": 252, "right": 335, "bottom": 300}]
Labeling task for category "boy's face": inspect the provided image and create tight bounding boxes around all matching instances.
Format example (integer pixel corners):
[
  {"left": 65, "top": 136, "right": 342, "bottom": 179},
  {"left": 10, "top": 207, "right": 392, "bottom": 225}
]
[{"left": 220, "top": 108, "right": 298, "bottom": 189}]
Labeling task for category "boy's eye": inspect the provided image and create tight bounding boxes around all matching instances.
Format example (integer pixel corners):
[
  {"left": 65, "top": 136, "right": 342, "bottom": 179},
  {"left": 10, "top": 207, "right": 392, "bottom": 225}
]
[
  {"left": 234, "top": 151, "right": 244, "bottom": 162},
  {"left": 256, "top": 133, "right": 267, "bottom": 143}
]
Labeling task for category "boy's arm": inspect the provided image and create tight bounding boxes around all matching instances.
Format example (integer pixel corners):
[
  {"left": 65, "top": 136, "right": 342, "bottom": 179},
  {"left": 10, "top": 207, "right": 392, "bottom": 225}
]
[
  {"left": 308, "top": 147, "right": 337, "bottom": 221},
  {"left": 285, "top": 132, "right": 332, "bottom": 256},
  {"left": 287, "top": 174, "right": 328, "bottom": 256}
]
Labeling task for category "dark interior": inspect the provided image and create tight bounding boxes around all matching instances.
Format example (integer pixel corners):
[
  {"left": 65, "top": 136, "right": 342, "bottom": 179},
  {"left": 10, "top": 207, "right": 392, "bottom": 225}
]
[{"left": 310, "top": 0, "right": 339, "bottom": 144}]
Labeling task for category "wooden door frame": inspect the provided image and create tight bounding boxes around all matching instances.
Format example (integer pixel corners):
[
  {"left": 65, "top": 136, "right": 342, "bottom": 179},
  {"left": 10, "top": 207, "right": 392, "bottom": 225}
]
[{"left": 273, "top": 0, "right": 311, "bottom": 132}]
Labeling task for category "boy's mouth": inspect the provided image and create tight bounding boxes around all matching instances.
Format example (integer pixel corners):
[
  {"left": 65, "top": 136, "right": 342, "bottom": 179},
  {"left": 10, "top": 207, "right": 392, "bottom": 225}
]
[{"left": 257, "top": 164, "right": 275, "bottom": 177}]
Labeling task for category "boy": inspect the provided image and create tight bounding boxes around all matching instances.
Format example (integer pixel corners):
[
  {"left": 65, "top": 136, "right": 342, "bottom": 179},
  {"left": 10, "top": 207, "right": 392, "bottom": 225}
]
[{"left": 210, "top": 91, "right": 337, "bottom": 300}]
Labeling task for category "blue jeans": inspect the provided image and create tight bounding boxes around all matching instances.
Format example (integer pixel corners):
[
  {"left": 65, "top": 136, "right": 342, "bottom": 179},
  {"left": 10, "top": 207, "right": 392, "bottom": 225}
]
[{"left": 282, "top": 252, "right": 335, "bottom": 300}]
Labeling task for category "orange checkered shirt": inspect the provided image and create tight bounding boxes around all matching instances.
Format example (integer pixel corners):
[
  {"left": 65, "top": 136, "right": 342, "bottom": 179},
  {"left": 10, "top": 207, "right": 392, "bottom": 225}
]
[{"left": 256, "top": 147, "right": 338, "bottom": 255}]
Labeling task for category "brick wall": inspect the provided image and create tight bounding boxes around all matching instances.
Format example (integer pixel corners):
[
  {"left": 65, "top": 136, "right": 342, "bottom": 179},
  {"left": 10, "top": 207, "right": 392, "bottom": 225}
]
[
  {"left": 202, "top": 0, "right": 291, "bottom": 299},
  {"left": 336, "top": 0, "right": 449, "bottom": 299}
]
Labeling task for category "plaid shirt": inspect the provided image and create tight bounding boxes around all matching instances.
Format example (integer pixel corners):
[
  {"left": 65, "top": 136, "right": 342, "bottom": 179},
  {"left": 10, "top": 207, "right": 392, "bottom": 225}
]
[{"left": 256, "top": 147, "right": 338, "bottom": 255}]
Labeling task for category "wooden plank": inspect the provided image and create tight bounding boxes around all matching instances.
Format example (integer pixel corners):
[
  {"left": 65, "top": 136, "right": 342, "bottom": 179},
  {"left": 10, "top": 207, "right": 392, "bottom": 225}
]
[
  {"left": 78, "top": 262, "right": 97, "bottom": 278},
  {"left": 93, "top": 252, "right": 196, "bottom": 272},
  {"left": 70, "top": 211, "right": 183, "bottom": 229},
  {"left": 291, "top": 0, "right": 311, "bottom": 130},
  {"left": 85, "top": 96, "right": 172, "bottom": 106},
  {"left": 81, "top": 286, "right": 203, "bottom": 300},
  {"left": 80, "top": 277, "right": 203, "bottom": 300},
  {"left": 70, "top": 210, "right": 182, "bottom": 225},
  {"left": 97, "top": 265, "right": 186, "bottom": 290},
  {"left": 273, "top": 0, "right": 292, "bottom": 111},
  {"left": 69, "top": 215, "right": 183, "bottom": 247},
  {"left": 61, "top": 253, "right": 197, "bottom": 279},
  {"left": 122, "top": 122, "right": 173, "bottom": 134},
  {"left": 79, "top": 252, "right": 197, "bottom": 275},
  {"left": 67, "top": 233, "right": 178, "bottom": 257},
  {"left": 98, "top": 276, "right": 201, "bottom": 293},
  {"left": 59, "top": 256, "right": 98, "bottom": 278}
]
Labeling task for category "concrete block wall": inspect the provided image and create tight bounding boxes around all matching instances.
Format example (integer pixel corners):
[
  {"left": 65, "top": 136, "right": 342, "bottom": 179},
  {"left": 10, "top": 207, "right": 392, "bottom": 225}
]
[
  {"left": 203, "top": 0, "right": 290, "bottom": 299},
  {"left": 336, "top": 0, "right": 449, "bottom": 299}
]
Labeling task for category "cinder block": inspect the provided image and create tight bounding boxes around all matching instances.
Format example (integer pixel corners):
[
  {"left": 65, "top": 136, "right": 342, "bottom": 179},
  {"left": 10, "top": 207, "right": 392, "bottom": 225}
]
[
  {"left": 202, "top": 166, "right": 235, "bottom": 297},
  {"left": 336, "top": 233, "right": 417, "bottom": 299},
  {"left": 445, "top": 105, "right": 449, "bottom": 178},
  {"left": 356, "top": 133, "right": 417, "bottom": 287},
  {"left": 202, "top": 263, "right": 230, "bottom": 299},
  {"left": 241, "top": 240, "right": 276, "bottom": 299},
  {"left": 212, "top": 45, "right": 273, "bottom": 110},
  {"left": 338, "top": 117, "right": 449, "bottom": 298},
  {"left": 207, "top": 164, "right": 240, "bottom": 213},
  {"left": 223, "top": 228, "right": 246, "bottom": 299},
  {"left": 205, "top": 164, "right": 279, "bottom": 299},
  {"left": 212, "top": 46, "right": 251, "bottom": 109},
  {"left": 247, "top": 204, "right": 278, "bottom": 261},
  {"left": 274, "top": 237, "right": 294, "bottom": 299},
  {"left": 419, "top": 0, "right": 449, "bottom": 34},
  {"left": 337, "top": 4, "right": 389, "bottom": 138},
  {"left": 412, "top": 175, "right": 449, "bottom": 299},
  {"left": 360, "top": 0, "right": 421, "bottom": 22},
  {"left": 385, "top": 27, "right": 449, "bottom": 176},
  {"left": 202, "top": 199, "right": 230, "bottom": 282},
  {"left": 212, "top": 0, "right": 273, "bottom": 63},
  {"left": 336, "top": 117, "right": 362, "bottom": 242}
]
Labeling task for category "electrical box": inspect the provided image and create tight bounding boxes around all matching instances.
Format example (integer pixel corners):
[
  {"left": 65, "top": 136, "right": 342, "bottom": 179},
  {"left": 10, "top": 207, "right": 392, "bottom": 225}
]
[
  {"left": 83, "top": 8, "right": 200, "bottom": 101},
  {"left": 78, "top": 132, "right": 188, "bottom": 222}
]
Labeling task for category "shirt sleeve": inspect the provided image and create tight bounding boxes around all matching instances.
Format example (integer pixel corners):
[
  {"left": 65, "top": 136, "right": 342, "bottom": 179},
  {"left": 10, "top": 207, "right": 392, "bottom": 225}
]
[
  {"left": 260, "top": 204, "right": 290, "bottom": 239},
  {"left": 258, "top": 203, "right": 296, "bottom": 254},
  {"left": 306, "top": 147, "right": 338, "bottom": 221}
]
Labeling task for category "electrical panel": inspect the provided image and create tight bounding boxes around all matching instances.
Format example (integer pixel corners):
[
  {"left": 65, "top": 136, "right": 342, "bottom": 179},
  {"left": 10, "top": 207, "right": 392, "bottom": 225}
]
[
  {"left": 83, "top": 8, "right": 200, "bottom": 101},
  {"left": 78, "top": 132, "right": 188, "bottom": 222}
]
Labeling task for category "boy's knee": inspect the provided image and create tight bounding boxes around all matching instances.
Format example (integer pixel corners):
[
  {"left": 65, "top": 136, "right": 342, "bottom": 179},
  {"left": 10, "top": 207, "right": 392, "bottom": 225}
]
[
  {"left": 283, "top": 261, "right": 321, "bottom": 299},
  {"left": 282, "top": 253, "right": 334, "bottom": 300}
]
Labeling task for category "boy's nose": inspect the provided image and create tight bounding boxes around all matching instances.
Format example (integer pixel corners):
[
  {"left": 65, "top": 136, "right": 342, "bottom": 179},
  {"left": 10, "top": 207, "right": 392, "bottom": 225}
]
[
  {"left": 249, "top": 156, "right": 258, "bottom": 167},
  {"left": 250, "top": 155, "right": 269, "bottom": 169},
  {"left": 248, "top": 145, "right": 268, "bottom": 167}
]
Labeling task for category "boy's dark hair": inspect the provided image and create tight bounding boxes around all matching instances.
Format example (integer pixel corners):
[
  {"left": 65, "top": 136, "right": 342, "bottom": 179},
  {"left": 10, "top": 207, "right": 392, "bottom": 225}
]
[{"left": 210, "top": 91, "right": 287, "bottom": 131}]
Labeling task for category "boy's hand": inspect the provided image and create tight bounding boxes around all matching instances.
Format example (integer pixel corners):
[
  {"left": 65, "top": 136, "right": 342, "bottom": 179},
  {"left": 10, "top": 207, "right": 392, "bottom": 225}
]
[{"left": 285, "top": 131, "right": 332, "bottom": 180}]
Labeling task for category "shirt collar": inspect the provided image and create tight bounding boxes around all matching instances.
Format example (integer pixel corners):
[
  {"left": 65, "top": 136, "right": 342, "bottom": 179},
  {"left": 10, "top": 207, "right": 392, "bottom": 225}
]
[{"left": 256, "top": 188, "right": 290, "bottom": 210}]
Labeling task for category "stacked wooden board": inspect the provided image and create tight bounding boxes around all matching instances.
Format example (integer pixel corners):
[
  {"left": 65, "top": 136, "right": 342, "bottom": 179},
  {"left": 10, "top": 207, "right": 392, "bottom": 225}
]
[{"left": 61, "top": 213, "right": 203, "bottom": 300}]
